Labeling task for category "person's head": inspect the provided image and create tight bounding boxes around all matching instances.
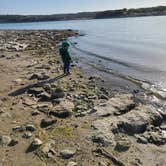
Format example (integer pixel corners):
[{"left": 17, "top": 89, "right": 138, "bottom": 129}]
[{"left": 62, "top": 41, "right": 70, "bottom": 50}]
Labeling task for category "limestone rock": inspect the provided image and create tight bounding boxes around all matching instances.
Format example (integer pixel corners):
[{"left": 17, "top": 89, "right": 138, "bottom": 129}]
[
  {"left": 90, "top": 134, "right": 114, "bottom": 146},
  {"left": 50, "top": 100, "right": 74, "bottom": 118},
  {"left": 0, "top": 135, "right": 12, "bottom": 146},
  {"left": 136, "top": 135, "right": 148, "bottom": 144},
  {"left": 31, "top": 138, "right": 43, "bottom": 147},
  {"left": 67, "top": 161, "right": 77, "bottom": 166},
  {"left": 41, "top": 140, "right": 56, "bottom": 157},
  {"left": 95, "top": 93, "right": 135, "bottom": 117}
]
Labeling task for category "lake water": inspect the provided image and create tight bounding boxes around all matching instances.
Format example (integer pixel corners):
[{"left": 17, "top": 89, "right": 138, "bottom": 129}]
[{"left": 1, "top": 16, "right": 166, "bottom": 97}]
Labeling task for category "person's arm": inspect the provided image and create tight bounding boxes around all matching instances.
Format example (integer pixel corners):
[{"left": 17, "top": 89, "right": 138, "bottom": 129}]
[{"left": 66, "top": 50, "right": 71, "bottom": 61}]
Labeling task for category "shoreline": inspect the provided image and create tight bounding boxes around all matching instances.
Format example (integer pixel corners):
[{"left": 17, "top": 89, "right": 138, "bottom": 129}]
[
  {"left": 0, "top": 30, "right": 165, "bottom": 165},
  {"left": 0, "top": 5, "right": 166, "bottom": 23}
]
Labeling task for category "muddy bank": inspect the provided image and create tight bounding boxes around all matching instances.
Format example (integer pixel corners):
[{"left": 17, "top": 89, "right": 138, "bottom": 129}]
[{"left": 0, "top": 30, "right": 165, "bottom": 166}]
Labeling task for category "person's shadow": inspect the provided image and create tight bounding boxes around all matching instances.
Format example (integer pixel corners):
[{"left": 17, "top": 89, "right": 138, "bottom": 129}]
[{"left": 8, "top": 74, "right": 66, "bottom": 97}]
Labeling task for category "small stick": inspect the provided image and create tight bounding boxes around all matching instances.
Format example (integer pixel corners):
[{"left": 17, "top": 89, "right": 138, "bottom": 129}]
[{"left": 94, "top": 148, "right": 127, "bottom": 166}]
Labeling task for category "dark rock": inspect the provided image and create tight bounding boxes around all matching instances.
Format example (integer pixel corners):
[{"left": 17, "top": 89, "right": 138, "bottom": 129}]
[
  {"left": 0, "top": 54, "right": 5, "bottom": 58},
  {"left": 25, "top": 124, "right": 36, "bottom": 132},
  {"left": 98, "top": 94, "right": 109, "bottom": 100},
  {"left": 98, "top": 161, "right": 107, "bottom": 166},
  {"left": 114, "top": 139, "right": 131, "bottom": 152},
  {"left": 118, "top": 117, "right": 147, "bottom": 135},
  {"left": 49, "top": 110, "right": 71, "bottom": 118},
  {"left": 51, "top": 88, "right": 65, "bottom": 99},
  {"left": 40, "top": 119, "right": 57, "bottom": 128},
  {"left": 38, "top": 92, "right": 51, "bottom": 102},
  {"left": 27, "top": 87, "right": 44, "bottom": 96},
  {"left": 31, "top": 110, "right": 40, "bottom": 116},
  {"left": 52, "top": 98, "right": 61, "bottom": 105},
  {"left": 117, "top": 105, "right": 163, "bottom": 135},
  {"left": 13, "top": 126, "right": 26, "bottom": 132},
  {"left": 8, "top": 139, "right": 18, "bottom": 146},
  {"left": 147, "top": 132, "right": 166, "bottom": 145},
  {"left": 26, "top": 138, "right": 43, "bottom": 153},
  {"left": 29, "top": 73, "right": 49, "bottom": 80},
  {"left": 60, "top": 149, "right": 76, "bottom": 159}
]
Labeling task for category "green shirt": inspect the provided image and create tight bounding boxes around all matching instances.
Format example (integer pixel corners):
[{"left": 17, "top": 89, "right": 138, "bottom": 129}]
[{"left": 59, "top": 48, "right": 71, "bottom": 63}]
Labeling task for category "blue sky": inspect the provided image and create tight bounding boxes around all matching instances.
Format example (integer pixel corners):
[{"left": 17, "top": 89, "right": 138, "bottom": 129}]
[{"left": 1, "top": 0, "right": 166, "bottom": 15}]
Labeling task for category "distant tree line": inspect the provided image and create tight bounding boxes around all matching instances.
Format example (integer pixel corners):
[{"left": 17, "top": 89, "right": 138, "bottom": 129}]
[
  {"left": 0, "top": 6, "right": 166, "bottom": 23},
  {"left": 95, "top": 6, "right": 166, "bottom": 18}
]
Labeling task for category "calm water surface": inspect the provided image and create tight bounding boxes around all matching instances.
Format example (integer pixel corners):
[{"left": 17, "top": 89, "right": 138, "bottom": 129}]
[{"left": 1, "top": 16, "right": 166, "bottom": 95}]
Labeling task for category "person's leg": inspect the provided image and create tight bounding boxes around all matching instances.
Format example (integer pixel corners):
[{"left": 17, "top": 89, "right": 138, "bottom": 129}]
[
  {"left": 63, "top": 62, "right": 67, "bottom": 74},
  {"left": 66, "top": 61, "right": 70, "bottom": 74}
]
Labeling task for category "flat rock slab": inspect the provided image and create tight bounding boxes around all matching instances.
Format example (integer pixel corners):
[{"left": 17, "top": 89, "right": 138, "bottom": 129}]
[{"left": 95, "top": 93, "right": 135, "bottom": 117}]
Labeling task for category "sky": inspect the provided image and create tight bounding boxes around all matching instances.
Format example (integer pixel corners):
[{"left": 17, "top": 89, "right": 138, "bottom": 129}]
[{"left": 1, "top": 0, "right": 166, "bottom": 15}]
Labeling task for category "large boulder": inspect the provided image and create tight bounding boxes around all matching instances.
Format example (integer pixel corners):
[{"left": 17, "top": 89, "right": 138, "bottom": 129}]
[{"left": 118, "top": 105, "right": 163, "bottom": 134}]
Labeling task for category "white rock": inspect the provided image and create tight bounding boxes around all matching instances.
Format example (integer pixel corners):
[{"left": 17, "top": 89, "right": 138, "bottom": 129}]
[
  {"left": 67, "top": 161, "right": 77, "bottom": 166},
  {"left": 32, "top": 138, "right": 43, "bottom": 147},
  {"left": 0, "top": 135, "right": 12, "bottom": 146}
]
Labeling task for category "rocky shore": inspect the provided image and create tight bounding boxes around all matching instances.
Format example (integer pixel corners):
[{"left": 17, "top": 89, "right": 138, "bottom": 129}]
[{"left": 0, "top": 30, "right": 165, "bottom": 166}]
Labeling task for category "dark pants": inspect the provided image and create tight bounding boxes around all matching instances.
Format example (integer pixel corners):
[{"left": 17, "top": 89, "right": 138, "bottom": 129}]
[{"left": 63, "top": 61, "right": 70, "bottom": 74}]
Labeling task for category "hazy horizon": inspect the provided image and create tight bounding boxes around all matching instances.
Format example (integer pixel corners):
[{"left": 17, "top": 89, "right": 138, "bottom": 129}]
[{"left": 1, "top": 0, "right": 166, "bottom": 15}]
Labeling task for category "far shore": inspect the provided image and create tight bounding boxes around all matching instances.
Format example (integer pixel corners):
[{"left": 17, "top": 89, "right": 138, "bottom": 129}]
[{"left": 0, "top": 5, "right": 166, "bottom": 23}]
